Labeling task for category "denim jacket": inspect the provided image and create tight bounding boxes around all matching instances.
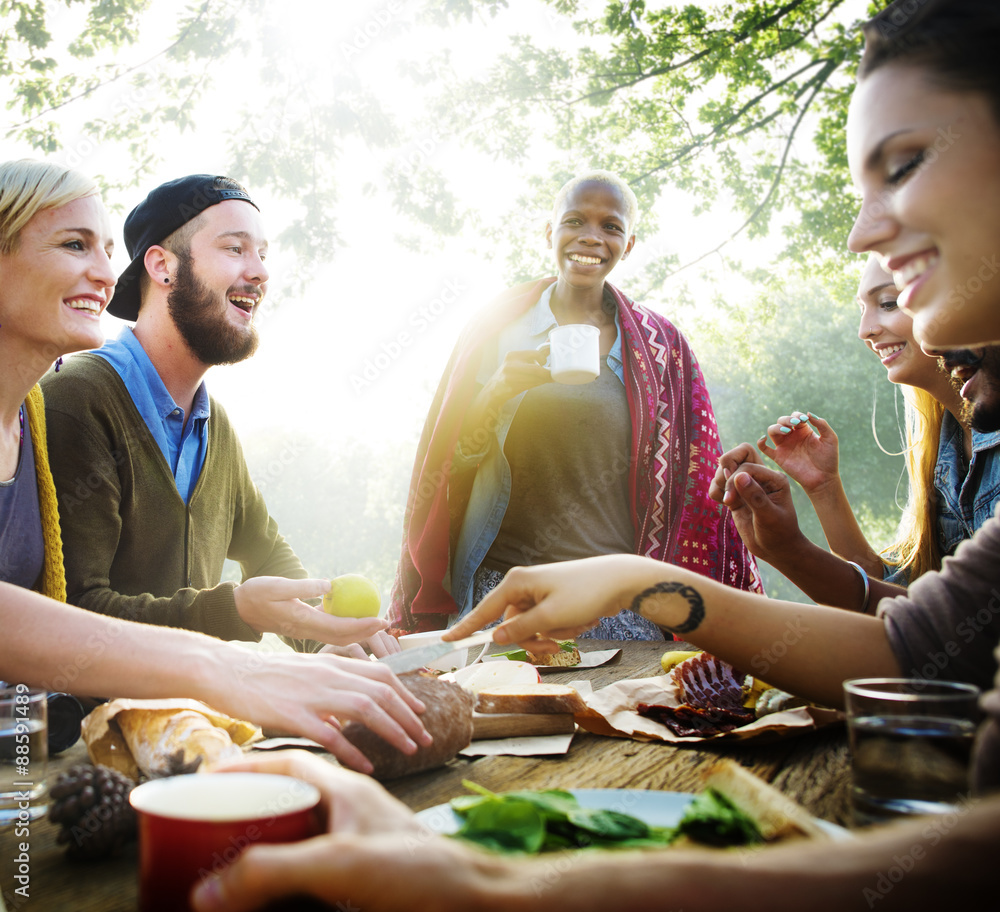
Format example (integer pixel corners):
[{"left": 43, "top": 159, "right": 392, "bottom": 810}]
[
  {"left": 448, "top": 285, "right": 624, "bottom": 616},
  {"left": 885, "top": 411, "right": 1000, "bottom": 584},
  {"left": 935, "top": 411, "right": 1000, "bottom": 555}
]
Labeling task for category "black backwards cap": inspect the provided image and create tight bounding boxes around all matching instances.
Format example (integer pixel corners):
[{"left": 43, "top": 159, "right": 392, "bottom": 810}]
[{"left": 109, "top": 174, "right": 258, "bottom": 322}]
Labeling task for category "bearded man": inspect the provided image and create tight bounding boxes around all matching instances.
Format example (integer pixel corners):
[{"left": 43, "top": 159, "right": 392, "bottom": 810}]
[
  {"left": 42, "top": 175, "right": 395, "bottom": 655},
  {"left": 934, "top": 346, "right": 1000, "bottom": 553}
]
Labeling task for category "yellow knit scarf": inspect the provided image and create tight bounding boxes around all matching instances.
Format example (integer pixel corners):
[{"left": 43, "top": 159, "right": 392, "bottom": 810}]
[{"left": 25, "top": 384, "right": 67, "bottom": 601}]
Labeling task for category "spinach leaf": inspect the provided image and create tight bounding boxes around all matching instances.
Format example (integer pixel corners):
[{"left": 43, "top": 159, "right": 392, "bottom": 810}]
[
  {"left": 674, "top": 788, "right": 764, "bottom": 847},
  {"left": 449, "top": 781, "right": 679, "bottom": 855}
]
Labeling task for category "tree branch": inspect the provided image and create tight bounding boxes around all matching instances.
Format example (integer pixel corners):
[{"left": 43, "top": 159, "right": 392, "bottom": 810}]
[
  {"left": 660, "top": 57, "right": 840, "bottom": 281},
  {"left": 5, "top": 0, "right": 215, "bottom": 133},
  {"left": 570, "top": 0, "right": 842, "bottom": 105}
]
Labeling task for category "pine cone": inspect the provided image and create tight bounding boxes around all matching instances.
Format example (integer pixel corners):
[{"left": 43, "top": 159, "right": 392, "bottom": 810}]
[{"left": 48, "top": 764, "right": 137, "bottom": 861}]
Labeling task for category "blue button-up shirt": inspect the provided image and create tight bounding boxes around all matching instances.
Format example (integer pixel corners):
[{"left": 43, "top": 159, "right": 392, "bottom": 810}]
[
  {"left": 93, "top": 328, "right": 210, "bottom": 504},
  {"left": 449, "top": 285, "right": 624, "bottom": 616}
]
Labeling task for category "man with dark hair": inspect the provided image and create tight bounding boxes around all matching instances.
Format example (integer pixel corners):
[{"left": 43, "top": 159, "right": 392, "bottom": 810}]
[
  {"left": 42, "top": 175, "right": 395, "bottom": 655},
  {"left": 934, "top": 346, "right": 1000, "bottom": 554}
]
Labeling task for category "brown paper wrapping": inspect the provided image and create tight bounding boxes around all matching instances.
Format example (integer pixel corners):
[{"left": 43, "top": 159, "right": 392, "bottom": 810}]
[
  {"left": 81, "top": 698, "right": 261, "bottom": 779},
  {"left": 575, "top": 674, "right": 842, "bottom": 743}
]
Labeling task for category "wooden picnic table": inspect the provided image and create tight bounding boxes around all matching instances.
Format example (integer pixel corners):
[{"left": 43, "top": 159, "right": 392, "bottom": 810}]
[{"left": 0, "top": 640, "right": 851, "bottom": 911}]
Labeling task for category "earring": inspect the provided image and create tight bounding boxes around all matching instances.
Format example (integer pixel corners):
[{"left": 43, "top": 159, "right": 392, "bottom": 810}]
[
  {"left": 164, "top": 277, "right": 170, "bottom": 284},
  {"left": 55, "top": 357, "right": 63, "bottom": 373}
]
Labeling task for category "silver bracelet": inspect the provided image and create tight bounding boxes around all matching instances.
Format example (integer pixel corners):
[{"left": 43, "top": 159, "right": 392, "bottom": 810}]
[{"left": 846, "top": 560, "right": 871, "bottom": 613}]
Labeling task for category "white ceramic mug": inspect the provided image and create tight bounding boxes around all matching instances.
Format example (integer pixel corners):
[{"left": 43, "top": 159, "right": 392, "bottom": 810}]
[{"left": 546, "top": 324, "right": 600, "bottom": 384}]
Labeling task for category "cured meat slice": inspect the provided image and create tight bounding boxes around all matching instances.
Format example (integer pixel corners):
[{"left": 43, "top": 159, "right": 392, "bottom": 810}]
[
  {"left": 637, "top": 702, "right": 748, "bottom": 738},
  {"left": 636, "top": 653, "right": 754, "bottom": 738},
  {"left": 672, "top": 653, "right": 753, "bottom": 721}
]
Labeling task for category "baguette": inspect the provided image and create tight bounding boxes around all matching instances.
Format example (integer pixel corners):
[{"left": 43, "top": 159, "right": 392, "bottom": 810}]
[
  {"left": 342, "top": 672, "right": 474, "bottom": 780},
  {"left": 475, "top": 683, "right": 587, "bottom": 715}
]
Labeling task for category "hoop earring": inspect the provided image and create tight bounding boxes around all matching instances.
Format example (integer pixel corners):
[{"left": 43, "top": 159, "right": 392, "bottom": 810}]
[{"left": 870, "top": 375, "right": 907, "bottom": 458}]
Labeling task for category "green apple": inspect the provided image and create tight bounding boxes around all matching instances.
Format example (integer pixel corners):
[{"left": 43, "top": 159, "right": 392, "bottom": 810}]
[{"left": 323, "top": 573, "right": 381, "bottom": 618}]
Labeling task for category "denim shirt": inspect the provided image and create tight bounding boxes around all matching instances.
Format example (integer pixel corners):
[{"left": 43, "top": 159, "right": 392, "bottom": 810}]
[
  {"left": 449, "top": 285, "right": 624, "bottom": 617},
  {"left": 935, "top": 411, "right": 1000, "bottom": 555},
  {"left": 885, "top": 411, "right": 1000, "bottom": 584},
  {"left": 93, "top": 327, "right": 211, "bottom": 504}
]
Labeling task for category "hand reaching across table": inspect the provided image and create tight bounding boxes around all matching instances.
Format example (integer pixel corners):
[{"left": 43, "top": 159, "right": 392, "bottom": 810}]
[
  {"left": 189, "top": 750, "right": 1000, "bottom": 912},
  {"left": 0, "top": 583, "right": 430, "bottom": 775}
]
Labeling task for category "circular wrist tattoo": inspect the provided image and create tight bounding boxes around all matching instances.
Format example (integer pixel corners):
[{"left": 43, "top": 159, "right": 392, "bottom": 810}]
[{"left": 629, "top": 581, "right": 705, "bottom": 635}]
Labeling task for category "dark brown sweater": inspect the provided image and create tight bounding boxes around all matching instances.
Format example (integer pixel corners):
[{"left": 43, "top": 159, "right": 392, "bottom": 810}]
[{"left": 41, "top": 354, "right": 310, "bottom": 647}]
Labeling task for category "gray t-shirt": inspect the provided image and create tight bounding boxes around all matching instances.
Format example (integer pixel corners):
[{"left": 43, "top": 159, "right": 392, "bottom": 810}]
[
  {"left": 485, "top": 358, "right": 634, "bottom": 571},
  {"left": 0, "top": 411, "right": 45, "bottom": 590}
]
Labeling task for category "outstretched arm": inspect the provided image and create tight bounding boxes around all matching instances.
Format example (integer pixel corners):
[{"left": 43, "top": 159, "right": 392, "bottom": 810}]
[
  {"left": 445, "top": 553, "right": 902, "bottom": 710},
  {"left": 191, "top": 750, "right": 1000, "bottom": 912},
  {"left": 0, "top": 584, "right": 430, "bottom": 773}
]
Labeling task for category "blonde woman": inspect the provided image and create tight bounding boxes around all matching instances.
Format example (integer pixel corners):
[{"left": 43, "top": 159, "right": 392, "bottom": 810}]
[{"left": 711, "top": 255, "right": 1000, "bottom": 610}]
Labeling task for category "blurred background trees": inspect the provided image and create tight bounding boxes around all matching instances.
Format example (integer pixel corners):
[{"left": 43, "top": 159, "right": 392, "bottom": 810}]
[{"left": 3, "top": 0, "right": 907, "bottom": 610}]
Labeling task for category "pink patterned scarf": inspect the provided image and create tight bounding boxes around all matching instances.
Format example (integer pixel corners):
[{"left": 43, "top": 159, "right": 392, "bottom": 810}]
[{"left": 388, "top": 279, "right": 762, "bottom": 634}]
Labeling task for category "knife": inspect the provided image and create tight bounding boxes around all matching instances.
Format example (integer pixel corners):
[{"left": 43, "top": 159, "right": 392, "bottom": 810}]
[{"left": 379, "top": 629, "right": 495, "bottom": 675}]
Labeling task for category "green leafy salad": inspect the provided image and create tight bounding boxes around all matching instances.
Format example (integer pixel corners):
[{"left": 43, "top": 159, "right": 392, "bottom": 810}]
[{"left": 449, "top": 781, "right": 763, "bottom": 854}]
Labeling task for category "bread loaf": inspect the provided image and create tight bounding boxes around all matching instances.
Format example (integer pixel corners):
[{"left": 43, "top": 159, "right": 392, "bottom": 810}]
[{"left": 342, "top": 672, "right": 474, "bottom": 780}]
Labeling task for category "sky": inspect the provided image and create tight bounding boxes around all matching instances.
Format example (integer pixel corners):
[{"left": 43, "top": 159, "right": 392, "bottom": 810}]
[{"left": 1, "top": 0, "right": 826, "bottom": 449}]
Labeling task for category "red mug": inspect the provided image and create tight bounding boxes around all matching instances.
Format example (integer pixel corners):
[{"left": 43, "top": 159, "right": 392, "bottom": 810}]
[{"left": 130, "top": 772, "right": 322, "bottom": 912}]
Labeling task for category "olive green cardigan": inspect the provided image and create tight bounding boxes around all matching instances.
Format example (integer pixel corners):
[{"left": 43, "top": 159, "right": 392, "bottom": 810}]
[{"left": 41, "top": 355, "right": 311, "bottom": 647}]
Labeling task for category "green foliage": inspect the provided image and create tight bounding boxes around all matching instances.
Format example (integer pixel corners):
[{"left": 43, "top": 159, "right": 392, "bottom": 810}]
[
  {"left": 417, "top": 0, "right": 867, "bottom": 280},
  {"left": 0, "top": 0, "right": 412, "bottom": 288}
]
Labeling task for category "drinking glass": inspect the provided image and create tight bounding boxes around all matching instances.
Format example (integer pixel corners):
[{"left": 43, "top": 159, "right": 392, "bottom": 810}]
[
  {"left": 844, "top": 677, "right": 981, "bottom": 825},
  {"left": 0, "top": 685, "right": 48, "bottom": 826}
]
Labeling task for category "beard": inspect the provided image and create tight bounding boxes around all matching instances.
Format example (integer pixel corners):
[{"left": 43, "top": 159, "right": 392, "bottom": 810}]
[
  {"left": 167, "top": 249, "right": 260, "bottom": 366},
  {"left": 945, "top": 348, "right": 1000, "bottom": 433}
]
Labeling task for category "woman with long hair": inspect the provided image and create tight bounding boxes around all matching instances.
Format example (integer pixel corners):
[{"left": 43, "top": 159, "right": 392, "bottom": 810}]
[{"left": 752, "top": 254, "right": 994, "bottom": 585}]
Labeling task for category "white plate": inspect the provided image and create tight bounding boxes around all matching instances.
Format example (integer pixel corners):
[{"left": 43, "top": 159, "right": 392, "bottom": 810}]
[
  {"left": 481, "top": 648, "right": 621, "bottom": 673},
  {"left": 415, "top": 788, "right": 851, "bottom": 841}
]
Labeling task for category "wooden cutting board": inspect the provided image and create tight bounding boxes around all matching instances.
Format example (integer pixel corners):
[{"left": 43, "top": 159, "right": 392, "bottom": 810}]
[{"left": 471, "top": 711, "right": 576, "bottom": 740}]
